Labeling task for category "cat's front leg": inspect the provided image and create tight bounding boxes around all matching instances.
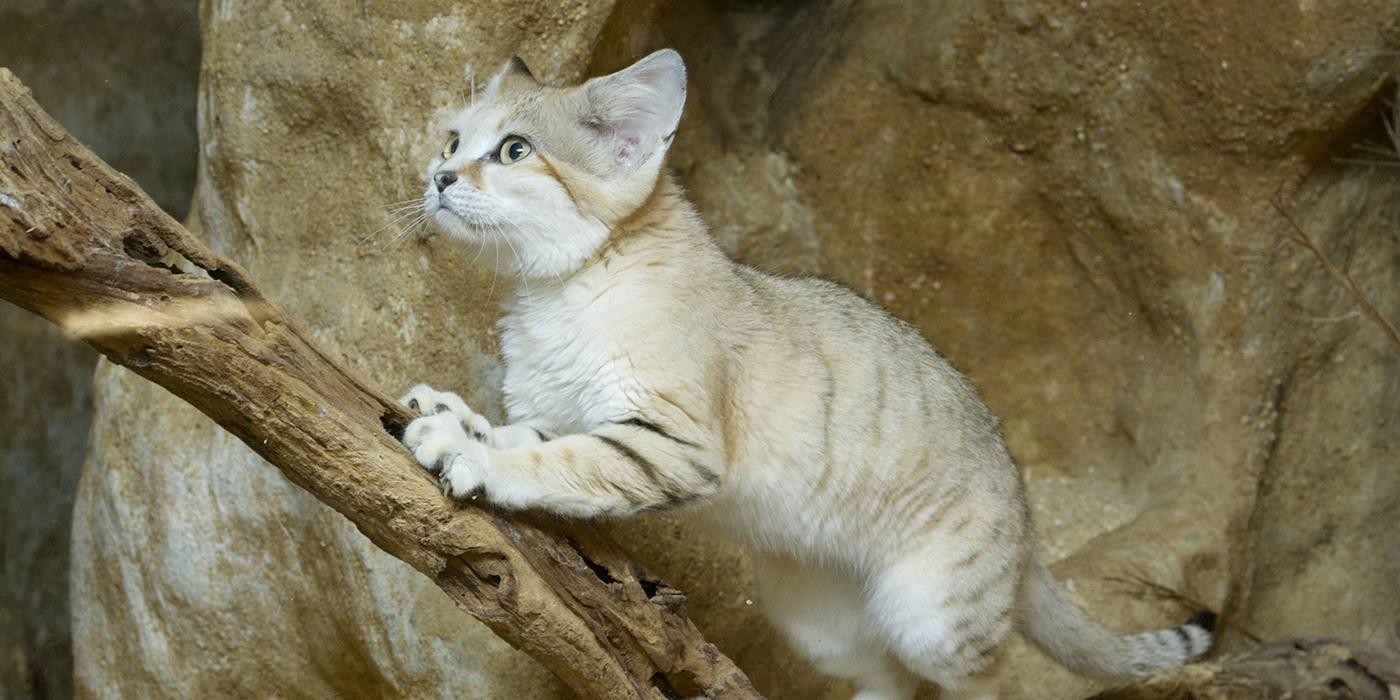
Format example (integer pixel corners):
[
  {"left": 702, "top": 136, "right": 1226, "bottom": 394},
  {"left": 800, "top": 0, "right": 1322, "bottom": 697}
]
[
  {"left": 403, "top": 413, "right": 720, "bottom": 518},
  {"left": 473, "top": 420, "right": 723, "bottom": 518}
]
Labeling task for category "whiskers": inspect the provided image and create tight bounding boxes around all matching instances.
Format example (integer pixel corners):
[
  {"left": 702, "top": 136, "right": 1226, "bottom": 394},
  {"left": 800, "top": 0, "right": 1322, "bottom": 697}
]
[
  {"left": 357, "top": 195, "right": 433, "bottom": 252},
  {"left": 354, "top": 194, "right": 574, "bottom": 313}
]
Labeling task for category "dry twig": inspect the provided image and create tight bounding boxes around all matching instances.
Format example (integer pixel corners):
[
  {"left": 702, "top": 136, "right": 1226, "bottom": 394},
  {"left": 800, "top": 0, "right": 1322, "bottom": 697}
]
[
  {"left": 1269, "top": 196, "right": 1400, "bottom": 354},
  {"left": 1103, "top": 569, "right": 1262, "bottom": 645}
]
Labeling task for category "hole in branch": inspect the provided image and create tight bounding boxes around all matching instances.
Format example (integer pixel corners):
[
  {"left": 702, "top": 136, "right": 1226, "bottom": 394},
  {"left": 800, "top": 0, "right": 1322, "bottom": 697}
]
[
  {"left": 381, "top": 408, "right": 409, "bottom": 440},
  {"left": 582, "top": 554, "right": 617, "bottom": 584},
  {"left": 651, "top": 670, "right": 703, "bottom": 699},
  {"left": 120, "top": 230, "right": 222, "bottom": 282},
  {"left": 651, "top": 673, "right": 681, "bottom": 700},
  {"left": 207, "top": 265, "right": 242, "bottom": 289},
  {"left": 127, "top": 347, "right": 155, "bottom": 368},
  {"left": 442, "top": 554, "right": 509, "bottom": 598},
  {"left": 568, "top": 538, "right": 618, "bottom": 584},
  {"left": 122, "top": 230, "right": 165, "bottom": 261}
]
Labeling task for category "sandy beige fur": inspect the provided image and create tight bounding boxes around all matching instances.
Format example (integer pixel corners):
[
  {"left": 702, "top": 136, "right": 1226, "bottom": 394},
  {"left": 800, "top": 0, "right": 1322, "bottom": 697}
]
[{"left": 400, "top": 50, "right": 1213, "bottom": 699}]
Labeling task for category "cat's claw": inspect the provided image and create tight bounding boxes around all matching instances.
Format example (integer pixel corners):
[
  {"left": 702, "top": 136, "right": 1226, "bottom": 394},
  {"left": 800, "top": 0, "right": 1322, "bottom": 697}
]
[
  {"left": 440, "top": 450, "right": 489, "bottom": 499},
  {"left": 400, "top": 383, "right": 494, "bottom": 443},
  {"left": 402, "top": 411, "right": 492, "bottom": 498}
]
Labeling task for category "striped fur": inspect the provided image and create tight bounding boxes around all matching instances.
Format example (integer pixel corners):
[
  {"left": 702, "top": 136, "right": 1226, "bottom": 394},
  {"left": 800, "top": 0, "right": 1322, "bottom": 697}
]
[{"left": 400, "top": 50, "right": 1213, "bottom": 699}]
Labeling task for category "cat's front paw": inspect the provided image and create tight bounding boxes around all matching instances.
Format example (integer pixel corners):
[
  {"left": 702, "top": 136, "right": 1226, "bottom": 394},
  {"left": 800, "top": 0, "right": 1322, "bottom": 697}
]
[
  {"left": 402, "top": 412, "right": 492, "bottom": 498},
  {"left": 400, "top": 383, "right": 493, "bottom": 442}
]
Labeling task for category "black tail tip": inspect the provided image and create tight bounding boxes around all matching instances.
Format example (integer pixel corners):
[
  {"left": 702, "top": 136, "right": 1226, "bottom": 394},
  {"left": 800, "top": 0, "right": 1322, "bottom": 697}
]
[{"left": 1186, "top": 610, "right": 1218, "bottom": 633}]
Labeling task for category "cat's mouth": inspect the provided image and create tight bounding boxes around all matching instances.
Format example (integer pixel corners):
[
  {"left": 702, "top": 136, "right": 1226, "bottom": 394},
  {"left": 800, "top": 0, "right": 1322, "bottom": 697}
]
[
  {"left": 430, "top": 204, "right": 493, "bottom": 240},
  {"left": 432, "top": 204, "right": 467, "bottom": 226}
]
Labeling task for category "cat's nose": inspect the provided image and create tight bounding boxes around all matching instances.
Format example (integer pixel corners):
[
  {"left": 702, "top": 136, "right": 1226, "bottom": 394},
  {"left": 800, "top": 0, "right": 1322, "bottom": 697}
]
[{"left": 434, "top": 171, "right": 458, "bottom": 192}]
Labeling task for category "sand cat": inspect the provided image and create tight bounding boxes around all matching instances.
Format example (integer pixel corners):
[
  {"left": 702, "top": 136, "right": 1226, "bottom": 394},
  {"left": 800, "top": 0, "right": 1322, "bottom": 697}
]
[{"left": 399, "top": 50, "right": 1213, "bottom": 699}]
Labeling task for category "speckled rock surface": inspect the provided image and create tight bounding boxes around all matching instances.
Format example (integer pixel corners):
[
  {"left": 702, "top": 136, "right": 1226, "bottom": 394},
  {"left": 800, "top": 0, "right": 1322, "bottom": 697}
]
[
  {"left": 0, "top": 1, "right": 199, "bottom": 697},
  {"left": 44, "top": 1, "right": 1400, "bottom": 699}
]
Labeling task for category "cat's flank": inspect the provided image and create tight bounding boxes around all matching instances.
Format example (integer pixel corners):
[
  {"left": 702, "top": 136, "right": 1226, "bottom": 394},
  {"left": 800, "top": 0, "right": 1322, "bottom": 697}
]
[{"left": 399, "top": 50, "right": 1213, "bottom": 699}]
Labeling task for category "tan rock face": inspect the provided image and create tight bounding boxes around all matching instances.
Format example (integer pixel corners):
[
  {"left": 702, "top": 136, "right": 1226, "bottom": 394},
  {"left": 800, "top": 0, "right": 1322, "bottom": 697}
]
[{"left": 45, "top": 1, "right": 1400, "bottom": 699}]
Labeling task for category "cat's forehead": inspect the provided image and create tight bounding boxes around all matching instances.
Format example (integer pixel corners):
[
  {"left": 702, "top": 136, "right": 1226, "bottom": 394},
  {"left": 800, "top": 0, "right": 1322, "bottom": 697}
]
[
  {"left": 442, "top": 101, "right": 512, "bottom": 137},
  {"left": 439, "top": 88, "right": 552, "bottom": 141}
]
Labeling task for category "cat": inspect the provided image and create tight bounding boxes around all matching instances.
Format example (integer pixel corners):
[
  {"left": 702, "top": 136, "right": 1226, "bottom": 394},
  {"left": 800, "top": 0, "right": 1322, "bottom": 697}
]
[{"left": 398, "top": 49, "right": 1214, "bottom": 700}]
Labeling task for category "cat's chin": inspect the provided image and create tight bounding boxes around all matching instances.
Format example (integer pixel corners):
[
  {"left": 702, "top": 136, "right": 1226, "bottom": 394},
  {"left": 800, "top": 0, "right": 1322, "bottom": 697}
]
[{"left": 430, "top": 207, "right": 489, "bottom": 242}]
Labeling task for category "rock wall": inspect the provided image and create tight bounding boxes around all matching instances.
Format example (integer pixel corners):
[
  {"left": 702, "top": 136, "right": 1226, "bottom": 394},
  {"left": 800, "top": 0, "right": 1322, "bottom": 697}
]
[
  {"left": 37, "top": 1, "right": 1400, "bottom": 699},
  {"left": 0, "top": 1, "right": 199, "bottom": 697},
  {"left": 0, "top": 308, "right": 94, "bottom": 700}
]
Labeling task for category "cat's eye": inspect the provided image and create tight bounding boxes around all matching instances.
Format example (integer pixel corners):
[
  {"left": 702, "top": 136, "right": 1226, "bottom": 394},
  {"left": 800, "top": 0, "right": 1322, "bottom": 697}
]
[
  {"left": 498, "top": 136, "right": 532, "bottom": 164},
  {"left": 441, "top": 133, "right": 459, "bottom": 160}
]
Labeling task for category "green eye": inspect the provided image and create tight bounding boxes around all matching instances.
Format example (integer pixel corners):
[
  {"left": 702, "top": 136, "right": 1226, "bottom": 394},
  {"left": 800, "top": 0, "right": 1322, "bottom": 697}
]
[
  {"left": 441, "top": 133, "right": 459, "bottom": 159},
  {"left": 498, "top": 136, "right": 532, "bottom": 164}
]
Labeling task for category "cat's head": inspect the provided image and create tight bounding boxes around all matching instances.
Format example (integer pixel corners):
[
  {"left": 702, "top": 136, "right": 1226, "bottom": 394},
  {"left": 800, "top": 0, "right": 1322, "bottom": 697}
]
[{"left": 421, "top": 49, "right": 686, "bottom": 279}]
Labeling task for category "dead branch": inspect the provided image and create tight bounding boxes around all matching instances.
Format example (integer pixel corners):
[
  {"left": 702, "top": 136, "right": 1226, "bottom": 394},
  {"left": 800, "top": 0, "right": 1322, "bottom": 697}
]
[
  {"left": 1091, "top": 638, "right": 1400, "bottom": 699},
  {"left": 1270, "top": 195, "right": 1400, "bottom": 354},
  {"left": 0, "top": 68, "right": 758, "bottom": 700},
  {"left": 1102, "top": 571, "right": 1261, "bottom": 644}
]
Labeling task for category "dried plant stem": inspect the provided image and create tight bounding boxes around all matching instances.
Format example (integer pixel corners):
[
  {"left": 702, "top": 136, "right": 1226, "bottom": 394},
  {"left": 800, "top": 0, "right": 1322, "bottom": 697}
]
[
  {"left": 1270, "top": 196, "right": 1400, "bottom": 354},
  {"left": 1103, "top": 571, "right": 1262, "bottom": 644}
]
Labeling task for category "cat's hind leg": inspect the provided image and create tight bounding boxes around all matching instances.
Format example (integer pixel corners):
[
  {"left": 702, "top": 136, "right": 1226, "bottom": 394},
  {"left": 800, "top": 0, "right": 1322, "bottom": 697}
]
[
  {"left": 866, "top": 550, "right": 1021, "bottom": 700},
  {"left": 754, "top": 555, "right": 918, "bottom": 700}
]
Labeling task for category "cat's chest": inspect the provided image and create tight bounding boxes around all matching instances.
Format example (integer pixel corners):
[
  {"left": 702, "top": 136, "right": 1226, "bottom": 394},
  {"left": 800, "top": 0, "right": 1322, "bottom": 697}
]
[{"left": 497, "top": 286, "right": 638, "bottom": 431}]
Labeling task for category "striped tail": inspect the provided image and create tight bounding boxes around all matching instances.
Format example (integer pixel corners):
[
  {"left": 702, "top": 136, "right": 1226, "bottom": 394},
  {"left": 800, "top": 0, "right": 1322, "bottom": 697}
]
[{"left": 1020, "top": 556, "right": 1215, "bottom": 678}]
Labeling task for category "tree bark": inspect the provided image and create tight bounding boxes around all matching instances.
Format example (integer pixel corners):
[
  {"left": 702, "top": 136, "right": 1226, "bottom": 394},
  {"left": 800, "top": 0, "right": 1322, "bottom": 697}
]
[
  {"left": 1091, "top": 639, "right": 1400, "bottom": 700},
  {"left": 0, "top": 68, "right": 758, "bottom": 700}
]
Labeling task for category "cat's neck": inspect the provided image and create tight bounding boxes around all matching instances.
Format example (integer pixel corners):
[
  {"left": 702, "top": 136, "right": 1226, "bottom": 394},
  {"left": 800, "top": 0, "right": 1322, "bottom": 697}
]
[
  {"left": 502, "top": 171, "right": 705, "bottom": 308},
  {"left": 607, "top": 171, "right": 696, "bottom": 241}
]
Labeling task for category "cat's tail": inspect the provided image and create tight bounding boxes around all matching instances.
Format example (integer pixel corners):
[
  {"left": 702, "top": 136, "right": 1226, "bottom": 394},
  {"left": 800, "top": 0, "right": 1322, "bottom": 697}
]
[{"left": 1019, "top": 555, "right": 1215, "bottom": 679}]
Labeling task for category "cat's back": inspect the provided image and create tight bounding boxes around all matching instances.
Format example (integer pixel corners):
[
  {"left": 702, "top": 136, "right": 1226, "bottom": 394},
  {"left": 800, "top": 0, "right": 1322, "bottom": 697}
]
[
  {"left": 734, "top": 266, "right": 1012, "bottom": 475},
  {"left": 738, "top": 267, "right": 977, "bottom": 409},
  {"left": 714, "top": 266, "right": 1023, "bottom": 561}
]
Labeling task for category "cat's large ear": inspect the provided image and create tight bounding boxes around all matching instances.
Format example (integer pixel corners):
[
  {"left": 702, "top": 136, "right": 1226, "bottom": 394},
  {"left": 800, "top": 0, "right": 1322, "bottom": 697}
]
[
  {"left": 581, "top": 49, "right": 687, "bottom": 171},
  {"left": 485, "top": 55, "right": 538, "bottom": 95}
]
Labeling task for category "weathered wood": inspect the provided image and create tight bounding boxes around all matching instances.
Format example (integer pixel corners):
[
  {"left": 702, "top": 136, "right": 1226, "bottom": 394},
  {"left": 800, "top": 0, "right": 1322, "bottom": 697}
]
[
  {"left": 1092, "top": 639, "right": 1400, "bottom": 700},
  {"left": 0, "top": 67, "right": 758, "bottom": 700}
]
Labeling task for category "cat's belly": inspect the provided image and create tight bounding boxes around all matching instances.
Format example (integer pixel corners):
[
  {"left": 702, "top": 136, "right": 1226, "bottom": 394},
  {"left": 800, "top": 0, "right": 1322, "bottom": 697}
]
[{"left": 695, "top": 462, "right": 889, "bottom": 570}]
